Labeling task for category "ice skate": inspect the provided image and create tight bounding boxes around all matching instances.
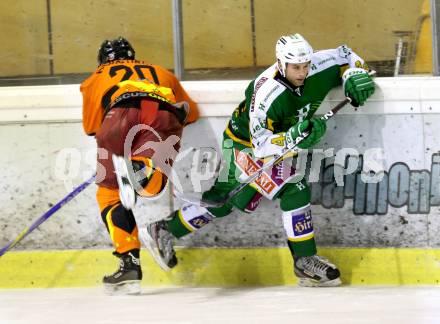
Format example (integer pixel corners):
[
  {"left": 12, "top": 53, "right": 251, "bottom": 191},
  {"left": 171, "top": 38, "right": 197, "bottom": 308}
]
[
  {"left": 112, "top": 154, "right": 137, "bottom": 210},
  {"left": 103, "top": 251, "right": 142, "bottom": 295},
  {"left": 140, "top": 220, "right": 177, "bottom": 271},
  {"left": 294, "top": 255, "right": 341, "bottom": 287}
]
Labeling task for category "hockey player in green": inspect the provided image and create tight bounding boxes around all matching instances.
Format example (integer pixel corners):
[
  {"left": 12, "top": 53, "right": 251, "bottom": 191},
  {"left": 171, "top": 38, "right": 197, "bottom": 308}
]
[{"left": 142, "top": 34, "right": 375, "bottom": 286}]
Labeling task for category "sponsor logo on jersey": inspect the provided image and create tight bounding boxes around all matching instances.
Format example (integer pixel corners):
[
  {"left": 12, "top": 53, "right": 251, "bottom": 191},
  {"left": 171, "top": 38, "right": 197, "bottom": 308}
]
[
  {"left": 230, "top": 119, "right": 239, "bottom": 131},
  {"left": 112, "top": 91, "right": 172, "bottom": 107},
  {"left": 317, "top": 56, "right": 337, "bottom": 66},
  {"left": 255, "top": 174, "right": 277, "bottom": 194},
  {"left": 295, "top": 182, "right": 307, "bottom": 191},
  {"left": 244, "top": 192, "right": 263, "bottom": 212},
  {"left": 274, "top": 163, "right": 284, "bottom": 180},
  {"left": 234, "top": 149, "right": 276, "bottom": 194},
  {"left": 297, "top": 103, "right": 311, "bottom": 122},
  {"left": 271, "top": 135, "right": 285, "bottom": 146},
  {"left": 250, "top": 77, "right": 268, "bottom": 112},
  {"left": 263, "top": 84, "right": 281, "bottom": 103},
  {"left": 251, "top": 119, "right": 266, "bottom": 134}
]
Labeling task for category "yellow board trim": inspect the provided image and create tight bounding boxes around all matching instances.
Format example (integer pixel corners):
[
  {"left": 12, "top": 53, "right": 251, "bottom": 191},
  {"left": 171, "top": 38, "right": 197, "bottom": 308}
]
[{"left": 1, "top": 248, "right": 440, "bottom": 288}]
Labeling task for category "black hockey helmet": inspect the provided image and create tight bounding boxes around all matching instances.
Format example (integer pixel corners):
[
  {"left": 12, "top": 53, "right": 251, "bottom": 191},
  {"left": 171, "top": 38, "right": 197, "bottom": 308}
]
[{"left": 97, "top": 37, "right": 135, "bottom": 65}]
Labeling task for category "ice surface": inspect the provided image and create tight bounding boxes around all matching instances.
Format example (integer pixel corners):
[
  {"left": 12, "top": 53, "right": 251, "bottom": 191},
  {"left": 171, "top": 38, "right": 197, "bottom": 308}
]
[{"left": 1, "top": 286, "right": 440, "bottom": 324}]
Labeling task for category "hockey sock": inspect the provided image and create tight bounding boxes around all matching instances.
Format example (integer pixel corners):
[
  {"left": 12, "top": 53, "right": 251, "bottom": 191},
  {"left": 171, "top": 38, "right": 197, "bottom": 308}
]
[
  {"left": 279, "top": 184, "right": 317, "bottom": 257},
  {"left": 101, "top": 203, "right": 140, "bottom": 253},
  {"left": 282, "top": 204, "right": 317, "bottom": 257}
]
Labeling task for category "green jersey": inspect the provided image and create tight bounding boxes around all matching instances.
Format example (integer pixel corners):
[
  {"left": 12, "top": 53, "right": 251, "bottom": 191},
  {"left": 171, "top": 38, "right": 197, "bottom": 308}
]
[{"left": 227, "top": 45, "right": 367, "bottom": 158}]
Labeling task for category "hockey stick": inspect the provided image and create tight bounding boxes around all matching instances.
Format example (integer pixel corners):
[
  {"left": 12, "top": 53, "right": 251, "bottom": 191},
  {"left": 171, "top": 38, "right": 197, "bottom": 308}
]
[
  {"left": 174, "top": 97, "right": 352, "bottom": 208},
  {"left": 0, "top": 175, "right": 96, "bottom": 257}
]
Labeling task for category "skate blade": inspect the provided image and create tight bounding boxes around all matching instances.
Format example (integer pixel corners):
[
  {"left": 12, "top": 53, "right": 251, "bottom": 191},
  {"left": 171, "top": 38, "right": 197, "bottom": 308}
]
[
  {"left": 139, "top": 227, "right": 171, "bottom": 272},
  {"left": 104, "top": 280, "right": 141, "bottom": 295},
  {"left": 112, "top": 155, "right": 136, "bottom": 210},
  {"left": 297, "top": 277, "right": 342, "bottom": 287}
]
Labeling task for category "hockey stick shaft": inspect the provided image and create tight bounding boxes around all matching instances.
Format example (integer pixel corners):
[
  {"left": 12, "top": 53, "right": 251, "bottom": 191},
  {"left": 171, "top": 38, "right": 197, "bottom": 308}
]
[
  {"left": 0, "top": 175, "right": 96, "bottom": 257},
  {"left": 175, "top": 97, "right": 352, "bottom": 208},
  {"left": 220, "top": 97, "right": 352, "bottom": 203}
]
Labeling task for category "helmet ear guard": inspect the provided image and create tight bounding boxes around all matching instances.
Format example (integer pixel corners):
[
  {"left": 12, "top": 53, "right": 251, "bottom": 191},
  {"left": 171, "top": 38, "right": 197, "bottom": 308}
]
[
  {"left": 97, "top": 37, "right": 135, "bottom": 66},
  {"left": 275, "top": 34, "right": 313, "bottom": 77}
]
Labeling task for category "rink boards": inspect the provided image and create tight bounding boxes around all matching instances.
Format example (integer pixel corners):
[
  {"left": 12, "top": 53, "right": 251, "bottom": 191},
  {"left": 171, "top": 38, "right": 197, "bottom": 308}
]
[{"left": 0, "top": 77, "right": 440, "bottom": 287}]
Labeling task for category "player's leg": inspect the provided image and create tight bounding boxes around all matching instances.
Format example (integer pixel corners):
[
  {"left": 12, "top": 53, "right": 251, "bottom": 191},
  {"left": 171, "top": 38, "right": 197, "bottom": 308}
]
[
  {"left": 111, "top": 151, "right": 172, "bottom": 272},
  {"left": 93, "top": 105, "right": 145, "bottom": 294},
  {"left": 277, "top": 180, "right": 341, "bottom": 287},
  {"left": 143, "top": 138, "right": 262, "bottom": 270},
  {"left": 96, "top": 186, "right": 142, "bottom": 294},
  {"left": 144, "top": 187, "right": 260, "bottom": 270}
]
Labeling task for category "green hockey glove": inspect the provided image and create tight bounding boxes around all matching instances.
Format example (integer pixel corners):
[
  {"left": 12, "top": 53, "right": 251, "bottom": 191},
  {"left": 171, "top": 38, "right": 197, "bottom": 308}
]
[
  {"left": 343, "top": 68, "right": 375, "bottom": 107},
  {"left": 285, "top": 118, "right": 326, "bottom": 150}
]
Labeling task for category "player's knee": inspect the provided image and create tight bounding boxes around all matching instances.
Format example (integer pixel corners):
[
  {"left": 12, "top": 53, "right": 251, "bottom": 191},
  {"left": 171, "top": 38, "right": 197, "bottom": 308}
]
[{"left": 279, "top": 181, "right": 311, "bottom": 211}]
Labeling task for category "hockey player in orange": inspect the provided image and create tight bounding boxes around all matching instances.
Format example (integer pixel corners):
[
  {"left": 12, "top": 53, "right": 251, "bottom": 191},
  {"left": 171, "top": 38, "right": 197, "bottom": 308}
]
[{"left": 80, "top": 37, "right": 199, "bottom": 294}]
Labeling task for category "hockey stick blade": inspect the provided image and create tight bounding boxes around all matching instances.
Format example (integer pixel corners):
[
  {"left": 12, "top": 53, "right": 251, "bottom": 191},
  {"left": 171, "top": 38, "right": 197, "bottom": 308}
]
[{"left": 0, "top": 175, "right": 95, "bottom": 258}]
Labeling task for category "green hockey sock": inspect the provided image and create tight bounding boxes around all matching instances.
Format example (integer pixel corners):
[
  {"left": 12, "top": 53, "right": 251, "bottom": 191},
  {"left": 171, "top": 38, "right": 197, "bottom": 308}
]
[{"left": 166, "top": 211, "right": 192, "bottom": 238}]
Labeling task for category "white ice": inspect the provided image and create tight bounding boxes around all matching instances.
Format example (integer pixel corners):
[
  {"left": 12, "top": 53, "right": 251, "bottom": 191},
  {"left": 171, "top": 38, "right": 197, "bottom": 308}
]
[{"left": 1, "top": 286, "right": 440, "bottom": 324}]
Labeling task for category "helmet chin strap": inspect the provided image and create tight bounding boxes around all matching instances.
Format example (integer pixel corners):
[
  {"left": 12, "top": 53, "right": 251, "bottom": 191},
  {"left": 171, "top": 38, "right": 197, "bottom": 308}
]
[{"left": 277, "top": 60, "right": 286, "bottom": 77}]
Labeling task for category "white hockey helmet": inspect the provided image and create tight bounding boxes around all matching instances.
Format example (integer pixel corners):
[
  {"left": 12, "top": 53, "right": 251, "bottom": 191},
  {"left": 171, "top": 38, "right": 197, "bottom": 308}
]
[{"left": 276, "top": 34, "right": 313, "bottom": 77}]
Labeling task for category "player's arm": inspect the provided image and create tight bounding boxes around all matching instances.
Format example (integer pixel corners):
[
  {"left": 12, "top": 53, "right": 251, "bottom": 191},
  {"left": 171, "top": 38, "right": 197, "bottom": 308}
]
[
  {"left": 336, "top": 45, "right": 370, "bottom": 72},
  {"left": 336, "top": 45, "right": 375, "bottom": 107},
  {"left": 80, "top": 73, "right": 100, "bottom": 136},
  {"left": 156, "top": 66, "right": 200, "bottom": 124},
  {"left": 250, "top": 107, "right": 325, "bottom": 158}
]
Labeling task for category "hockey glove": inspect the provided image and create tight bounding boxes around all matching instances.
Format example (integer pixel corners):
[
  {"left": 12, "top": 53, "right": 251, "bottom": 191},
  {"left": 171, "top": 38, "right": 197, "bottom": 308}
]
[
  {"left": 285, "top": 118, "right": 326, "bottom": 150},
  {"left": 342, "top": 68, "right": 375, "bottom": 107}
]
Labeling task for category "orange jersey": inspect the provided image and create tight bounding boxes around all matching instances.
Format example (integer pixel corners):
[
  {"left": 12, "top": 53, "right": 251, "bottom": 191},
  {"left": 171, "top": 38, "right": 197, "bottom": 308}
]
[{"left": 80, "top": 59, "right": 199, "bottom": 136}]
